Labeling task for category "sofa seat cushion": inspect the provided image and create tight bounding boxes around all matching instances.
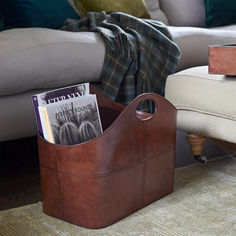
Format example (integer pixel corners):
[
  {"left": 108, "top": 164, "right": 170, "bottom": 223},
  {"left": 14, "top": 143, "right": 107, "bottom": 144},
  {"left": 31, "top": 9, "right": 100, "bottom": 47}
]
[
  {"left": 165, "top": 66, "right": 236, "bottom": 121},
  {"left": 168, "top": 25, "right": 236, "bottom": 71},
  {"left": 0, "top": 28, "right": 105, "bottom": 96},
  {"left": 0, "top": 89, "right": 44, "bottom": 141},
  {"left": 212, "top": 24, "right": 236, "bottom": 31}
]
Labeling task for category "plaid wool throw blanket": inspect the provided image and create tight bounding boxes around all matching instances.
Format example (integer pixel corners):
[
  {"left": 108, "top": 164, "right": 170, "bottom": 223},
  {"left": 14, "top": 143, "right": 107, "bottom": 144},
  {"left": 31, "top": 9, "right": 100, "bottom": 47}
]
[{"left": 62, "top": 11, "right": 180, "bottom": 106}]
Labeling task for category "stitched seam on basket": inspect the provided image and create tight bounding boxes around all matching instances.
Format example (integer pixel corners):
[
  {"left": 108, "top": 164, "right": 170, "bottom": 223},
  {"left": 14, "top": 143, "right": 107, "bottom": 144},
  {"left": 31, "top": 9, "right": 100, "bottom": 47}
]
[
  {"left": 40, "top": 149, "right": 175, "bottom": 179},
  {"left": 175, "top": 105, "right": 236, "bottom": 121},
  {"left": 141, "top": 122, "right": 147, "bottom": 206}
]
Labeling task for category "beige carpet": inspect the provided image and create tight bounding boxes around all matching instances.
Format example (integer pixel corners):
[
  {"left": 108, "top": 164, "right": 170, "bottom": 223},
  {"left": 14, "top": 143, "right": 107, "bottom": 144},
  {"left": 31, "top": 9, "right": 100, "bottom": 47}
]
[{"left": 1, "top": 156, "right": 236, "bottom": 236}]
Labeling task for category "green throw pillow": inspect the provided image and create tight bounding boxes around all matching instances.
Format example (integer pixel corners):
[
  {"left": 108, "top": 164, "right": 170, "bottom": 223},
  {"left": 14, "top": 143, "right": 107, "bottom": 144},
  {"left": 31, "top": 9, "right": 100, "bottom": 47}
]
[
  {"left": 3, "top": 0, "right": 80, "bottom": 30},
  {"left": 205, "top": 0, "right": 236, "bottom": 27},
  {"left": 73, "top": 0, "right": 150, "bottom": 19}
]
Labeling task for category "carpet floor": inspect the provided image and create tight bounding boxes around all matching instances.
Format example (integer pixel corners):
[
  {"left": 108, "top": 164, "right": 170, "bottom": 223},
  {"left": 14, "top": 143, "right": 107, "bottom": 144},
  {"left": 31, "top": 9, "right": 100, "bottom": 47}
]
[{"left": 0, "top": 155, "right": 236, "bottom": 236}]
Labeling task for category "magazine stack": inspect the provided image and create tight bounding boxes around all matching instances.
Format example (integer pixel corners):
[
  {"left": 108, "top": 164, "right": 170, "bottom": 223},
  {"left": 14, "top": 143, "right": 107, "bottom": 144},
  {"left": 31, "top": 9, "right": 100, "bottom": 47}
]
[{"left": 32, "top": 83, "right": 103, "bottom": 145}]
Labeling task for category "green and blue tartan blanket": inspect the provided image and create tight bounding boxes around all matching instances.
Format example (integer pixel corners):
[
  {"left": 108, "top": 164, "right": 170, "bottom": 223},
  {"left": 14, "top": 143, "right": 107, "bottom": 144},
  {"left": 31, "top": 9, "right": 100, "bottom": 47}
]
[{"left": 62, "top": 11, "right": 180, "bottom": 106}]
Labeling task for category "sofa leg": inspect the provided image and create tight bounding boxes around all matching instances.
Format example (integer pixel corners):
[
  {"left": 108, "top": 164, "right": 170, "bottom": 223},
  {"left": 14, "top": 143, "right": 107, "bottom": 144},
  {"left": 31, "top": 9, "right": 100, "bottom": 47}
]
[{"left": 186, "top": 133, "right": 207, "bottom": 163}]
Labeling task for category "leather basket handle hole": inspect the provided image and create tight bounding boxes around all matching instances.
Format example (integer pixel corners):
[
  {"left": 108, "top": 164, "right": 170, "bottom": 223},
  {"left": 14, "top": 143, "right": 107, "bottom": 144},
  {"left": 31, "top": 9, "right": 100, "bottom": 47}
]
[{"left": 136, "top": 99, "right": 157, "bottom": 121}]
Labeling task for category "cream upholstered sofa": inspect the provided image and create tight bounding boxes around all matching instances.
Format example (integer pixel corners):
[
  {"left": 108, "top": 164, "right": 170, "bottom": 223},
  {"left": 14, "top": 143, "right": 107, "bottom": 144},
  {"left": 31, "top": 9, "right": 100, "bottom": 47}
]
[{"left": 1, "top": 0, "right": 236, "bottom": 144}]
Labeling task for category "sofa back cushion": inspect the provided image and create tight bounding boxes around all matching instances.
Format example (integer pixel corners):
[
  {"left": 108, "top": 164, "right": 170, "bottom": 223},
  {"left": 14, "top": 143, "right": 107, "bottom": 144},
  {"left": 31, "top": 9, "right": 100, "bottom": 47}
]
[
  {"left": 144, "top": 0, "right": 169, "bottom": 25},
  {"left": 159, "top": 0, "right": 206, "bottom": 27}
]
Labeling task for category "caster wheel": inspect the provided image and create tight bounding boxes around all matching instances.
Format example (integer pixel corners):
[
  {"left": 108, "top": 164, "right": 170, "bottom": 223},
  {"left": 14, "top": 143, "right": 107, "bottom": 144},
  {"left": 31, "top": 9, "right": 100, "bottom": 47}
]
[{"left": 194, "top": 155, "right": 208, "bottom": 164}]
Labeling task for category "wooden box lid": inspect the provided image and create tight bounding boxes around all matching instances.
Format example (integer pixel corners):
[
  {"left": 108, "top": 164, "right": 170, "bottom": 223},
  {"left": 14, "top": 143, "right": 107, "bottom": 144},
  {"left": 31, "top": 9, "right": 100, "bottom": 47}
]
[{"left": 208, "top": 44, "right": 236, "bottom": 75}]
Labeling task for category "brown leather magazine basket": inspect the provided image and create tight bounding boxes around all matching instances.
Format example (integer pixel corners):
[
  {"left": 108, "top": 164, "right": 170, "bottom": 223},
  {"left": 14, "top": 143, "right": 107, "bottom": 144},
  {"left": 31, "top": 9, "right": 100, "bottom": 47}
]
[{"left": 38, "top": 89, "right": 176, "bottom": 229}]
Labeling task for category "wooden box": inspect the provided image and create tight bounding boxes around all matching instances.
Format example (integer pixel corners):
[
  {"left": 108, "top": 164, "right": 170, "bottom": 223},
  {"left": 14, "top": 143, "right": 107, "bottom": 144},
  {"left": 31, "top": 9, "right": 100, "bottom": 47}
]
[
  {"left": 38, "top": 89, "right": 176, "bottom": 229},
  {"left": 208, "top": 44, "right": 236, "bottom": 75}
]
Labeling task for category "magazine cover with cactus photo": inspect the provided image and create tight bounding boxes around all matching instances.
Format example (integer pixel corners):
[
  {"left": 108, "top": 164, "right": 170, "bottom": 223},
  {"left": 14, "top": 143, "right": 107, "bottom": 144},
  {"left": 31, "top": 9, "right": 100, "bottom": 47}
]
[
  {"left": 32, "top": 83, "right": 89, "bottom": 137},
  {"left": 42, "top": 94, "right": 103, "bottom": 145}
]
